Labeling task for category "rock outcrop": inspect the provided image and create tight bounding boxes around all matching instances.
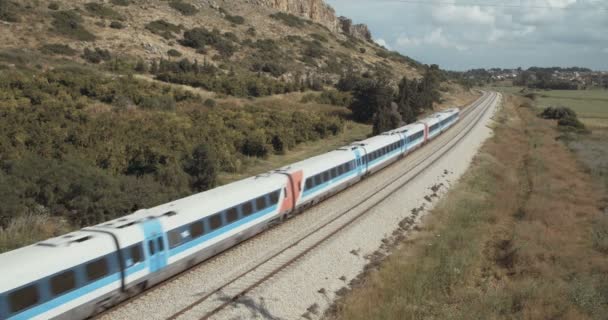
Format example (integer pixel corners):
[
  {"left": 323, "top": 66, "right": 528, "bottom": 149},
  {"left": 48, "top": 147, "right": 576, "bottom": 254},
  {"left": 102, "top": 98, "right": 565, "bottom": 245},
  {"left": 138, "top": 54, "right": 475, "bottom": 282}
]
[{"left": 251, "top": 0, "right": 372, "bottom": 41}]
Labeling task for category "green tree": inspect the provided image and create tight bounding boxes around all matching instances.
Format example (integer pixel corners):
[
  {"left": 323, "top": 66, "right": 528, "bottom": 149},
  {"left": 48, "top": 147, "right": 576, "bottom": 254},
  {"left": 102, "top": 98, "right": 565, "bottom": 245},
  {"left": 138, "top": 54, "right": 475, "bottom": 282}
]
[
  {"left": 184, "top": 144, "right": 218, "bottom": 192},
  {"left": 349, "top": 78, "right": 393, "bottom": 123},
  {"left": 373, "top": 103, "right": 402, "bottom": 135},
  {"left": 396, "top": 77, "right": 418, "bottom": 124}
]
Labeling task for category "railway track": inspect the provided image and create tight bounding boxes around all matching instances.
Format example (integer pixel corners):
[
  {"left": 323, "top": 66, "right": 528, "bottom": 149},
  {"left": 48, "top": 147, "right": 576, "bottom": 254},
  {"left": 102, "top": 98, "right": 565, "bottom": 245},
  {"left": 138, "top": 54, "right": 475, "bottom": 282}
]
[{"left": 161, "top": 91, "right": 500, "bottom": 320}]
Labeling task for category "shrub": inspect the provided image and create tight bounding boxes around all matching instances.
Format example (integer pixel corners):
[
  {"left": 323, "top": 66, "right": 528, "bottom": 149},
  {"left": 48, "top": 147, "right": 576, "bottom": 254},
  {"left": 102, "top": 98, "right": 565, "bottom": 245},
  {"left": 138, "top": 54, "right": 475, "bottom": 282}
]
[
  {"left": 111, "top": 0, "right": 130, "bottom": 6},
  {"left": 40, "top": 44, "right": 77, "bottom": 56},
  {"left": 169, "top": 1, "right": 198, "bottom": 16},
  {"left": 251, "top": 61, "right": 286, "bottom": 77},
  {"left": 84, "top": 2, "right": 124, "bottom": 20},
  {"left": 270, "top": 12, "right": 305, "bottom": 28},
  {"left": 540, "top": 106, "right": 577, "bottom": 120},
  {"left": 246, "top": 27, "right": 256, "bottom": 37},
  {"left": 167, "top": 49, "right": 182, "bottom": 57},
  {"left": 48, "top": 2, "right": 59, "bottom": 10},
  {"left": 82, "top": 47, "right": 112, "bottom": 64},
  {"left": 309, "top": 33, "right": 328, "bottom": 43},
  {"left": 0, "top": 0, "right": 20, "bottom": 22},
  {"left": 51, "top": 10, "right": 96, "bottom": 41},
  {"left": 359, "top": 47, "right": 366, "bottom": 53},
  {"left": 110, "top": 21, "right": 125, "bottom": 29},
  {"left": 181, "top": 27, "right": 237, "bottom": 57},
  {"left": 203, "top": 98, "right": 216, "bottom": 107},
  {"left": 225, "top": 14, "right": 245, "bottom": 25},
  {"left": 145, "top": 20, "right": 182, "bottom": 39},
  {"left": 302, "top": 40, "right": 325, "bottom": 59}
]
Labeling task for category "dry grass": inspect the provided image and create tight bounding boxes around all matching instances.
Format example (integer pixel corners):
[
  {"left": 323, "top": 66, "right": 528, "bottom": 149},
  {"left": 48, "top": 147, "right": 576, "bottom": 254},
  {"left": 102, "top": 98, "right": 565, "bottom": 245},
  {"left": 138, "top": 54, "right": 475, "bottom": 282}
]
[
  {"left": 0, "top": 213, "right": 73, "bottom": 253},
  {"left": 328, "top": 94, "right": 608, "bottom": 319}
]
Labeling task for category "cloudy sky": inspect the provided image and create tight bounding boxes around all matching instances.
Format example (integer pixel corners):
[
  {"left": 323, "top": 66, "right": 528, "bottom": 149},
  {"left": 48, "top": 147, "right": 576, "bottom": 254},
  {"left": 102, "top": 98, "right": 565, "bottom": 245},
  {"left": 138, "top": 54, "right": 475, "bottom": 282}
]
[{"left": 326, "top": 0, "right": 608, "bottom": 71}]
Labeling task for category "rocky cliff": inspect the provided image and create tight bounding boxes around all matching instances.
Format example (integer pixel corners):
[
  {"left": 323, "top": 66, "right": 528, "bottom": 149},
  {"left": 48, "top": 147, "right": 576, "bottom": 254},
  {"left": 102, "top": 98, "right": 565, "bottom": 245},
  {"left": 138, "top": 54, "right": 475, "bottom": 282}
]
[{"left": 251, "top": 0, "right": 373, "bottom": 41}]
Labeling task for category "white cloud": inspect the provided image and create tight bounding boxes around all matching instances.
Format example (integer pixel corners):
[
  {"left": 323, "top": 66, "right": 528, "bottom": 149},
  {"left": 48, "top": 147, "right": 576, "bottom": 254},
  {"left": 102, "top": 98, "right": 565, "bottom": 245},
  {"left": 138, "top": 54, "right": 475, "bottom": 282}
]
[
  {"left": 432, "top": 5, "right": 495, "bottom": 25},
  {"left": 375, "top": 38, "right": 391, "bottom": 50},
  {"left": 396, "top": 28, "right": 468, "bottom": 51}
]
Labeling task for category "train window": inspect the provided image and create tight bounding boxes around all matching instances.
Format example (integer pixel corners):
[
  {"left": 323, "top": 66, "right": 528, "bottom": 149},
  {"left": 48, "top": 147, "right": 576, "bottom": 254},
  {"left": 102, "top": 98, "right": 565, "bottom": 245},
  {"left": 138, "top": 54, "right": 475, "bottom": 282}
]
[
  {"left": 314, "top": 174, "right": 322, "bottom": 186},
  {"left": 168, "top": 230, "right": 182, "bottom": 248},
  {"left": 86, "top": 258, "right": 109, "bottom": 282},
  {"left": 270, "top": 191, "right": 280, "bottom": 204},
  {"left": 210, "top": 214, "right": 223, "bottom": 230},
  {"left": 131, "top": 245, "right": 143, "bottom": 263},
  {"left": 157, "top": 238, "right": 164, "bottom": 251},
  {"left": 148, "top": 240, "right": 156, "bottom": 255},
  {"left": 9, "top": 284, "right": 39, "bottom": 314},
  {"left": 330, "top": 168, "right": 338, "bottom": 179},
  {"left": 256, "top": 196, "right": 267, "bottom": 211},
  {"left": 323, "top": 171, "right": 330, "bottom": 182},
  {"left": 242, "top": 202, "right": 254, "bottom": 216},
  {"left": 50, "top": 270, "right": 76, "bottom": 296},
  {"left": 191, "top": 221, "right": 204, "bottom": 238},
  {"left": 337, "top": 165, "right": 344, "bottom": 175},
  {"left": 305, "top": 178, "right": 313, "bottom": 190},
  {"left": 226, "top": 207, "right": 239, "bottom": 223}
]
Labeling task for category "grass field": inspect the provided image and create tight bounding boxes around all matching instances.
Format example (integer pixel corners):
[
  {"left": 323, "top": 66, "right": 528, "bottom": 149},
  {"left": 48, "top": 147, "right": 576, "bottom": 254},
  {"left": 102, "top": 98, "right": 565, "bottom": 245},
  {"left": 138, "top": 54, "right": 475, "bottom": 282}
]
[
  {"left": 328, "top": 94, "right": 608, "bottom": 320},
  {"left": 488, "top": 85, "right": 608, "bottom": 127}
]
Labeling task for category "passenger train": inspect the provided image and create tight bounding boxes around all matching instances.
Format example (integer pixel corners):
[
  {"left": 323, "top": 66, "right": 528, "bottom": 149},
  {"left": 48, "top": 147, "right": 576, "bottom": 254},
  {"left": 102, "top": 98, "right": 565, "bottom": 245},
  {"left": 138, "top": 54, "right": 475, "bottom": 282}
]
[{"left": 0, "top": 101, "right": 468, "bottom": 319}]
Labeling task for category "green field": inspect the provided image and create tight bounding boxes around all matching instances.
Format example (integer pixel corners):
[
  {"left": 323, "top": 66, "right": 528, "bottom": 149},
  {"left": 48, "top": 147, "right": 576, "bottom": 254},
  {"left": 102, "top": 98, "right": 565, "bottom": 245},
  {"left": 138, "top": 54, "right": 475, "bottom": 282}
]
[{"left": 488, "top": 85, "right": 608, "bottom": 127}]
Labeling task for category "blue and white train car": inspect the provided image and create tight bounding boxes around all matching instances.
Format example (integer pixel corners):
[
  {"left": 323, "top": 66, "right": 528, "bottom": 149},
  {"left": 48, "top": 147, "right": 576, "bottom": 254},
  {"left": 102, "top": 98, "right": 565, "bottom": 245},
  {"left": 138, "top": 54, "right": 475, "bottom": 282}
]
[
  {"left": 385, "top": 122, "right": 427, "bottom": 152},
  {"left": 0, "top": 229, "right": 141, "bottom": 320},
  {"left": 438, "top": 108, "right": 460, "bottom": 132},
  {"left": 288, "top": 148, "right": 360, "bottom": 210},
  {"left": 140, "top": 174, "right": 289, "bottom": 282},
  {"left": 354, "top": 133, "right": 404, "bottom": 175}
]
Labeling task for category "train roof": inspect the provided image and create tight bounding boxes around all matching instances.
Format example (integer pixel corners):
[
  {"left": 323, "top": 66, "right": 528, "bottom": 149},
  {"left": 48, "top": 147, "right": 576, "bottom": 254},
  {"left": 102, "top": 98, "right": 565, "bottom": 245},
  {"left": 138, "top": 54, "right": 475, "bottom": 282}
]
[
  {"left": 283, "top": 147, "right": 356, "bottom": 175},
  {"left": 131, "top": 173, "right": 287, "bottom": 226},
  {"left": 0, "top": 230, "right": 116, "bottom": 292}
]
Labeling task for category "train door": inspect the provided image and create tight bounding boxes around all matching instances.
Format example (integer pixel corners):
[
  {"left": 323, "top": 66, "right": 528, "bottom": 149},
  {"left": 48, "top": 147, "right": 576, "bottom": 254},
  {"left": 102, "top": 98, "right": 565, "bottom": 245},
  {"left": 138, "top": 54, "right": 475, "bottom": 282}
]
[
  {"left": 353, "top": 148, "right": 364, "bottom": 176},
  {"left": 142, "top": 218, "right": 168, "bottom": 273}
]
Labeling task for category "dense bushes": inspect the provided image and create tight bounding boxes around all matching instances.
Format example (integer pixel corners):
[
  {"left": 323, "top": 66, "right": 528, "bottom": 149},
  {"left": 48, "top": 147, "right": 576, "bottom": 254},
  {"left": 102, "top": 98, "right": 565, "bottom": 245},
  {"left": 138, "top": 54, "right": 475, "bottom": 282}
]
[
  {"left": 169, "top": 1, "right": 198, "bottom": 16},
  {"left": 152, "top": 58, "right": 305, "bottom": 97},
  {"left": 145, "top": 20, "right": 182, "bottom": 39},
  {"left": 82, "top": 47, "right": 112, "bottom": 64},
  {"left": 40, "top": 44, "right": 77, "bottom": 56},
  {"left": 111, "top": 0, "right": 130, "bottom": 6},
  {"left": 0, "top": 67, "right": 345, "bottom": 229},
  {"left": 224, "top": 14, "right": 245, "bottom": 25},
  {"left": 85, "top": 2, "right": 123, "bottom": 20},
  {"left": 110, "top": 21, "right": 125, "bottom": 29},
  {"left": 51, "top": 10, "right": 96, "bottom": 41},
  {"left": 270, "top": 12, "right": 306, "bottom": 28},
  {"left": 0, "top": 0, "right": 21, "bottom": 22},
  {"left": 181, "top": 27, "right": 238, "bottom": 57},
  {"left": 540, "top": 106, "right": 588, "bottom": 132}
]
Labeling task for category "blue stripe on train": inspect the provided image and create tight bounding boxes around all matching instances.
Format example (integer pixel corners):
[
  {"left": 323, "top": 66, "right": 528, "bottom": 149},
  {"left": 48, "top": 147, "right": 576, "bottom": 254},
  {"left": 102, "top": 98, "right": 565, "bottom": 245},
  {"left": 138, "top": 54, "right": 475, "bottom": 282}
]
[
  {"left": 168, "top": 204, "right": 279, "bottom": 258},
  {"left": 301, "top": 170, "right": 359, "bottom": 199},
  {"left": 8, "top": 263, "right": 146, "bottom": 320}
]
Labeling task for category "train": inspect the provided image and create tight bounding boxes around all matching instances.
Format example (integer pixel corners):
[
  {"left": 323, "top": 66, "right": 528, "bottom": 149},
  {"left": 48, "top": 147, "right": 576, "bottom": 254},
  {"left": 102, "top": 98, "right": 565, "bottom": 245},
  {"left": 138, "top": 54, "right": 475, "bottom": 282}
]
[{"left": 0, "top": 100, "right": 469, "bottom": 319}]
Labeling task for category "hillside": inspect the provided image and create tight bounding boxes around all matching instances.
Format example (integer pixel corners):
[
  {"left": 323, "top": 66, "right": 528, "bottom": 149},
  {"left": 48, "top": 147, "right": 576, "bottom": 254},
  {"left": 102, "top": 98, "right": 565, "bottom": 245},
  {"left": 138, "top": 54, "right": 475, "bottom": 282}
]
[
  {"left": 0, "top": 0, "right": 421, "bottom": 86},
  {"left": 0, "top": 0, "right": 475, "bottom": 251}
]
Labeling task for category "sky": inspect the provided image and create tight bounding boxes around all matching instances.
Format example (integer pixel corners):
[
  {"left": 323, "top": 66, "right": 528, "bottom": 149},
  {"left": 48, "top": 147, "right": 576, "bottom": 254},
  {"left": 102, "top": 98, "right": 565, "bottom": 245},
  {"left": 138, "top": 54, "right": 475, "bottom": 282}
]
[{"left": 325, "top": 0, "right": 608, "bottom": 71}]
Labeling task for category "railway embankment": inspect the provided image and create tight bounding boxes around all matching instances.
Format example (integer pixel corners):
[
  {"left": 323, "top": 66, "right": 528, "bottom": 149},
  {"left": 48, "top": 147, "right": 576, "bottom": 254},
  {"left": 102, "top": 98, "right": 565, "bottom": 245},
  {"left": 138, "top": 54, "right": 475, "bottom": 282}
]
[{"left": 328, "top": 93, "right": 608, "bottom": 319}]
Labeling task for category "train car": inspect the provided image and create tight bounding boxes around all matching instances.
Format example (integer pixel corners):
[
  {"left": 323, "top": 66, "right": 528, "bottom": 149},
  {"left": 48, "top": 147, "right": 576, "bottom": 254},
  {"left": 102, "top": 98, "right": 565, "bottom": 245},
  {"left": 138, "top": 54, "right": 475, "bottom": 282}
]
[
  {"left": 0, "top": 230, "right": 135, "bottom": 320},
  {"left": 354, "top": 133, "right": 404, "bottom": 175},
  {"left": 134, "top": 173, "right": 290, "bottom": 285},
  {"left": 385, "top": 122, "right": 427, "bottom": 152},
  {"left": 285, "top": 148, "right": 360, "bottom": 211},
  {"left": 438, "top": 108, "right": 460, "bottom": 132}
]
